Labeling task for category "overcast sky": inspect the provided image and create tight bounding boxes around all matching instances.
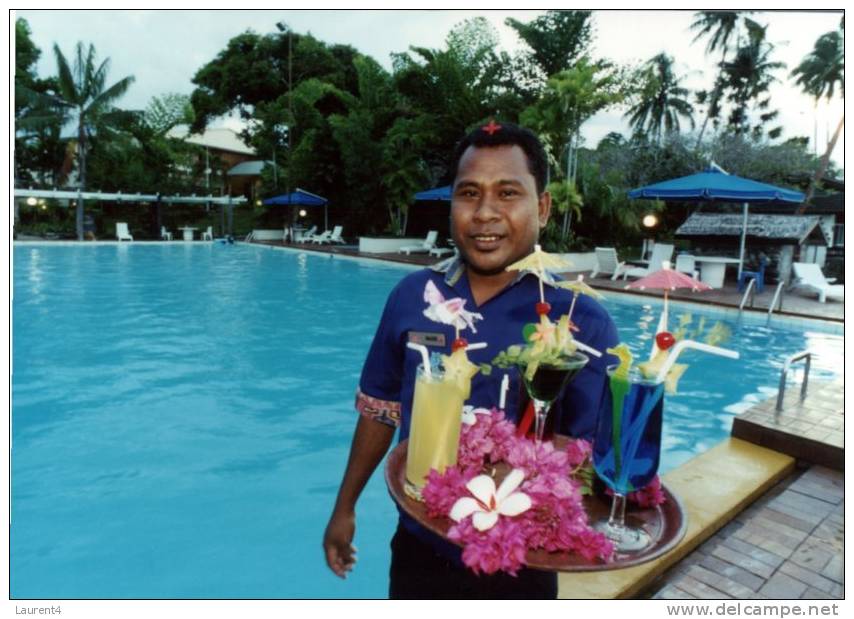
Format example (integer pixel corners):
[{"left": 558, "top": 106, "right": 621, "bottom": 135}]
[{"left": 15, "top": 9, "right": 844, "bottom": 167}]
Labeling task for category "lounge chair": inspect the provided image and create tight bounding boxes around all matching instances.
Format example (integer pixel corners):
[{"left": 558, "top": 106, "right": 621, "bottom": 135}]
[
  {"left": 161, "top": 226, "right": 173, "bottom": 241},
  {"left": 675, "top": 254, "right": 699, "bottom": 280},
  {"left": 790, "top": 262, "right": 844, "bottom": 303},
  {"left": 295, "top": 225, "right": 317, "bottom": 243},
  {"left": 399, "top": 230, "right": 438, "bottom": 255},
  {"left": 590, "top": 247, "right": 626, "bottom": 280},
  {"left": 309, "top": 230, "right": 332, "bottom": 244},
  {"left": 622, "top": 243, "right": 674, "bottom": 279},
  {"left": 328, "top": 225, "right": 345, "bottom": 244},
  {"left": 202, "top": 226, "right": 214, "bottom": 241},
  {"left": 429, "top": 246, "right": 456, "bottom": 257},
  {"left": 116, "top": 222, "right": 133, "bottom": 242}
]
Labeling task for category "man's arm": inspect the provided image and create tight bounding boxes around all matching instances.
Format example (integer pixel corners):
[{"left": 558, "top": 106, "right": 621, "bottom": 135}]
[{"left": 323, "top": 415, "right": 396, "bottom": 578}]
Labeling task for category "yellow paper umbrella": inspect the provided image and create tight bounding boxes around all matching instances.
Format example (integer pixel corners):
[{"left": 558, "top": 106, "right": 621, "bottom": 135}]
[
  {"left": 506, "top": 244, "right": 573, "bottom": 303},
  {"left": 556, "top": 274, "right": 604, "bottom": 331}
]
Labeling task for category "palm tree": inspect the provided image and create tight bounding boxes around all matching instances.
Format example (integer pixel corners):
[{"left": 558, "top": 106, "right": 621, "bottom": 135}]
[
  {"left": 791, "top": 19, "right": 844, "bottom": 205},
  {"left": 625, "top": 53, "right": 695, "bottom": 143},
  {"left": 52, "top": 42, "right": 134, "bottom": 239},
  {"left": 720, "top": 20, "right": 785, "bottom": 138},
  {"left": 690, "top": 11, "right": 748, "bottom": 146}
]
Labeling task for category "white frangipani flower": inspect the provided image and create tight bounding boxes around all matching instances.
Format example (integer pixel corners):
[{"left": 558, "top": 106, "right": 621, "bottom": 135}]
[{"left": 449, "top": 469, "right": 532, "bottom": 531}]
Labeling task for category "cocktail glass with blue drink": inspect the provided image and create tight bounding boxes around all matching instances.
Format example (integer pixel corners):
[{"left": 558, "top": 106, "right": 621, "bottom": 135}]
[{"left": 592, "top": 361, "right": 665, "bottom": 552}]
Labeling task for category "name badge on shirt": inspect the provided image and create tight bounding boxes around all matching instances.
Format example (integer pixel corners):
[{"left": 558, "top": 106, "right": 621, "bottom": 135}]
[{"left": 408, "top": 331, "right": 446, "bottom": 347}]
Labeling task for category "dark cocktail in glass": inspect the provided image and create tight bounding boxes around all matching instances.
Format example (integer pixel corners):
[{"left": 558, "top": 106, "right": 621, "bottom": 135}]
[{"left": 520, "top": 351, "right": 589, "bottom": 443}]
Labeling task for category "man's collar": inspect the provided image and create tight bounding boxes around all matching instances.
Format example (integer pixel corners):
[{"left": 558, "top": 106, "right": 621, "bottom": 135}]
[{"left": 430, "top": 254, "right": 561, "bottom": 288}]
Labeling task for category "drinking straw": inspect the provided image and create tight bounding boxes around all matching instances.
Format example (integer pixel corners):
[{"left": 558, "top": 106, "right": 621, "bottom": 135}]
[
  {"left": 499, "top": 374, "right": 509, "bottom": 410},
  {"left": 575, "top": 340, "right": 603, "bottom": 358},
  {"left": 465, "top": 342, "right": 488, "bottom": 351},
  {"left": 406, "top": 342, "right": 432, "bottom": 379},
  {"left": 654, "top": 340, "right": 739, "bottom": 383}
]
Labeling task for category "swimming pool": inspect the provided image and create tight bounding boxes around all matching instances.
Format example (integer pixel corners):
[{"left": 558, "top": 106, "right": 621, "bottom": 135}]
[{"left": 11, "top": 243, "right": 843, "bottom": 599}]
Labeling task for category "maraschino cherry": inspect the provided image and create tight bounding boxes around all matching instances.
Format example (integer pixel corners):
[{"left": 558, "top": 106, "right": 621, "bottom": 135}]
[{"left": 655, "top": 331, "right": 676, "bottom": 351}]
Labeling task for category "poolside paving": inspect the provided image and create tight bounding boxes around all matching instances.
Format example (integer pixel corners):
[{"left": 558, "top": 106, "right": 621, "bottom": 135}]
[
  {"left": 647, "top": 465, "right": 844, "bottom": 600},
  {"left": 648, "top": 371, "right": 844, "bottom": 600},
  {"left": 583, "top": 273, "right": 844, "bottom": 323}
]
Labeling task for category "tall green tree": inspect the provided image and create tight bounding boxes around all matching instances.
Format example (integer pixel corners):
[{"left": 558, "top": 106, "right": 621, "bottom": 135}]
[
  {"left": 690, "top": 10, "right": 755, "bottom": 145},
  {"left": 520, "top": 58, "right": 626, "bottom": 238},
  {"left": 791, "top": 18, "right": 844, "bottom": 204},
  {"left": 505, "top": 10, "right": 593, "bottom": 97},
  {"left": 51, "top": 42, "right": 134, "bottom": 239},
  {"left": 720, "top": 20, "right": 785, "bottom": 139},
  {"left": 14, "top": 18, "right": 65, "bottom": 186},
  {"left": 189, "top": 29, "right": 359, "bottom": 131},
  {"left": 625, "top": 53, "right": 695, "bottom": 143}
]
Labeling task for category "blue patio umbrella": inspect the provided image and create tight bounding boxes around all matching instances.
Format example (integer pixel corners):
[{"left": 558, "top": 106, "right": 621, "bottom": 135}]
[
  {"left": 264, "top": 188, "right": 330, "bottom": 229},
  {"left": 414, "top": 185, "right": 452, "bottom": 201},
  {"left": 628, "top": 166, "right": 804, "bottom": 277}
]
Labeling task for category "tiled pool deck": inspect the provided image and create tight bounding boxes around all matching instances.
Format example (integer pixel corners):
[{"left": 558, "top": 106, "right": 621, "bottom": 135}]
[
  {"left": 256, "top": 240, "right": 844, "bottom": 600},
  {"left": 646, "top": 373, "right": 844, "bottom": 600}
]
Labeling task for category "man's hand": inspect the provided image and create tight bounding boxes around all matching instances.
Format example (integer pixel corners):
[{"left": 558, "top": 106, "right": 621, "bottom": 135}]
[
  {"left": 323, "top": 510, "right": 357, "bottom": 578},
  {"left": 322, "top": 415, "right": 395, "bottom": 579}
]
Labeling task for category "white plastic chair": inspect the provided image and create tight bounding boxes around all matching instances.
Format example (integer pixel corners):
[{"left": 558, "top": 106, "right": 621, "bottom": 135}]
[
  {"left": 623, "top": 243, "right": 674, "bottom": 279},
  {"left": 399, "top": 230, "right": 438, "bottom": 255},
  {"left": 327, "top": 225, "right": 345, "bottom": 244},
  {"left": 116, "top": 222, "right": 133, "bottom": 242},
  {"left": 202, "top": 226, "right": 213, "bottom": 241},
  {"left": 296, "top": 225, "right": 317, "bottom": 242},
  {"left": 675, "top": 254, "right": 699, "bottom": 280},
  {"left": 790, "top": 262, "right": 844, "bottom": 303},
  {"left": 309, "top": 230, "right": 332, "bottom": 244},
  {"left": 160, "top": 226, "right": 173, "bottom": 241},
  {"left": 590, "top": 247, "right": 626, "bottom": 280}
]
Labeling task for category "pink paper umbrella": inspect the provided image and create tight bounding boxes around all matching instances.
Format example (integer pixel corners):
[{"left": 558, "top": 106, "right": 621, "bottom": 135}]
[
  {"left": 626, "top": 267, "right": 711, "bottom": 357},
  {"left": 626, "top": 269, "right": 711, "bottom": 293}
]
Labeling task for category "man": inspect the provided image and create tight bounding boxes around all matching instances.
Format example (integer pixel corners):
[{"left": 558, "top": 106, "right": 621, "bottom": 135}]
[{"left": 323, "top": 122, "right": 618, "bottom": 599}]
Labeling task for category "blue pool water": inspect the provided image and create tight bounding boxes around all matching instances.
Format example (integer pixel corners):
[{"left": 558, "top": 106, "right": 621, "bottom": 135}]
[{"left": 11, "top": 244, "right": 843, "bottom": 599}]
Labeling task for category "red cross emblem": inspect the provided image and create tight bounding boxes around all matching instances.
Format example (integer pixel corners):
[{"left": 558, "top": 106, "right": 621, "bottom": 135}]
[{"left": 482, "top": 120, "right": 502, "bottom": 135}]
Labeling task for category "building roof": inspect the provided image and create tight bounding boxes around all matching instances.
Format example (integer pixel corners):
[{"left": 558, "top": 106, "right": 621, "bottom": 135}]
[
  {"left": 227, "top": 160, "right": 271, "bottom": 176},
  {"left": 676, "top": 213, "right": 824, "bottom": 244},
  {"left": 166, "top": 125, "right": 256, "bottom": 155}
]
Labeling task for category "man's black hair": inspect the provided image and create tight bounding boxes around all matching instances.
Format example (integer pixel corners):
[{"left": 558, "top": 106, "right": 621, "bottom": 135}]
[{"left": 449, "top": 121, "right": 550, "bottom": 194}]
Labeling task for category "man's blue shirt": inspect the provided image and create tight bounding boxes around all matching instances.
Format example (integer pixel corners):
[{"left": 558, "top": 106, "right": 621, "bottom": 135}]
[
  {"left": 355, "top": 256, "right": 620, "bottom": 556},
  {"left": 357, "top": 256, "right": 619, "bottom": 439}
]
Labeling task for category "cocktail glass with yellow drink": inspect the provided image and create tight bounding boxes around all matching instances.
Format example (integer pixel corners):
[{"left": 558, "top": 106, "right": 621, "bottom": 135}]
[{"left": 404, "top": 340, "right": 480, "bottom": 501}]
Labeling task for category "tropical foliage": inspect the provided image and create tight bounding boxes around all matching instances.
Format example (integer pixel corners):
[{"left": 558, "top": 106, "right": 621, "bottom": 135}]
[{"left": 14, "top": 12, "right": 842, "bottom": 248}]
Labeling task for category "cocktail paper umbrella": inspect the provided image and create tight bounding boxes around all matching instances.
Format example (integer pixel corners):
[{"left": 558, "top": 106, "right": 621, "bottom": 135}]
[
  {"left": 506, "top": 244, "right": 573, "bottom": 304},
  {"left": 556, "top": 274, "right": 604, "bottom": 332},
  {"left": 625, "top": 262, "right": 711, "bottom": 358}
]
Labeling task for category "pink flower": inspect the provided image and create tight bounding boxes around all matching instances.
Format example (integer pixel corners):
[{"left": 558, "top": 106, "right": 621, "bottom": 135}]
[
  {"left": 421, "top": 465, "right": 480, "bottom": 518},
  {"left": 420, "top": 409, "right": 617, "bottom": 576},
  {"left": 628, "top": 476, "right": 667, "bottom": 508}
]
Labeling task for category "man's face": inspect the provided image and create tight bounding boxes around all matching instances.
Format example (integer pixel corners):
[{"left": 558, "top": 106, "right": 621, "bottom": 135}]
[{"left": 451, "top": 144, "right": 551, "bottom": 276}]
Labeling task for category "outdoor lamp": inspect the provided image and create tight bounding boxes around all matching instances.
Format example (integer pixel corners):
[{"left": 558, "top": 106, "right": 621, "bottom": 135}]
[
  {"left": 642, "top": 214, "right": 658, "bottom": 228},
  {"left": 256, "top": 200, "right": 262, "bottom": 206},
  {"left": 299, "top": 209, "right": 307, "bottom": 217},
  {"left": 26, "top": 197, "right": 37, "bottom": 206}
]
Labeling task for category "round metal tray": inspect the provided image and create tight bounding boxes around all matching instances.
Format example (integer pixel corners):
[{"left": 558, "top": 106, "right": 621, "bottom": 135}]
[{"left": 385, "top": 437, "right": 687, "bottom": 572}]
